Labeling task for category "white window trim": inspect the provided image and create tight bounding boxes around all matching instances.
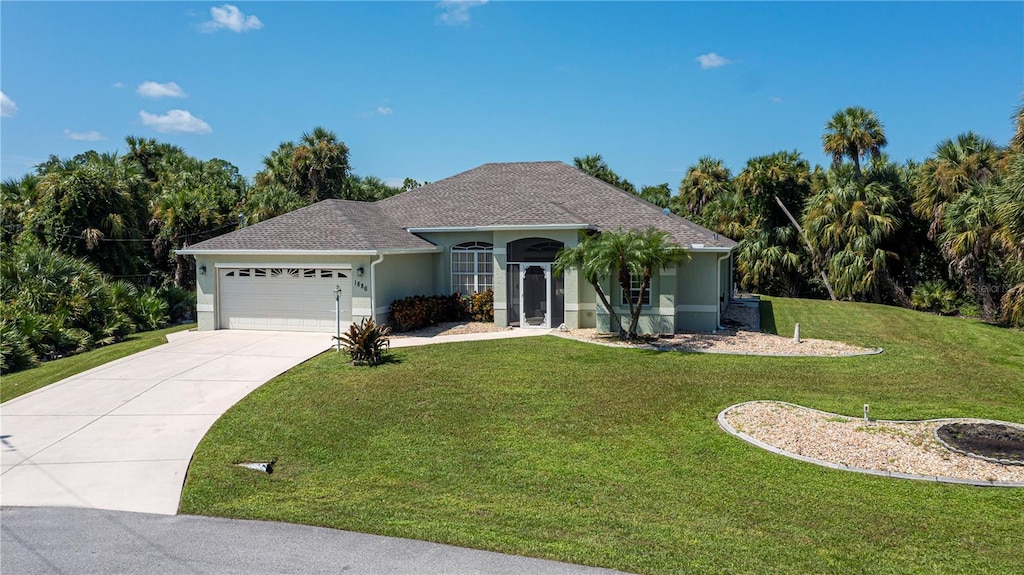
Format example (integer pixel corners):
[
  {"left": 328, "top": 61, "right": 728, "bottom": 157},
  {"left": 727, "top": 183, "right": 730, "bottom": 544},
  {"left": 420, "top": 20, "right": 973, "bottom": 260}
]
[
  {"left": 621, "top": 273, "right": 652, "bottom": 306},
  {"left": 451, "top": 242, "right": 494, "bottom": 294}
]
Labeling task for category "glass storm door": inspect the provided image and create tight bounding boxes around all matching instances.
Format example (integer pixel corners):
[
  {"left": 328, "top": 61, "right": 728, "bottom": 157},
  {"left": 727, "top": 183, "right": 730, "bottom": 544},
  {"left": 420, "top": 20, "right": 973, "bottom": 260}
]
[{"left": 520, "top": 264, "right": 551, "bottom": 328}]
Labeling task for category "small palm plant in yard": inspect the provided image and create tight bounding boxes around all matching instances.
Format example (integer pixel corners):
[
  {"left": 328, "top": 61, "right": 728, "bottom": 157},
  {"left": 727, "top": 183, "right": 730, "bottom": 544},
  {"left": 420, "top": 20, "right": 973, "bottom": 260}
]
[
  {"left": 336, "top": 318, "right": 391, "bottom": 365},
  {"left": 910, "top": 279, "right": 959, "bottom": 314}
]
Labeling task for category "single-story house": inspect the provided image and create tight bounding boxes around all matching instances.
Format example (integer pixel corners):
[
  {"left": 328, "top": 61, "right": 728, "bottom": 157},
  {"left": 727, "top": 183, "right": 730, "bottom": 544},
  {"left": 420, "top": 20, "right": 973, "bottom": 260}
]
[{"left": 178, "top": 161, "right": 737, "bottom": 334}]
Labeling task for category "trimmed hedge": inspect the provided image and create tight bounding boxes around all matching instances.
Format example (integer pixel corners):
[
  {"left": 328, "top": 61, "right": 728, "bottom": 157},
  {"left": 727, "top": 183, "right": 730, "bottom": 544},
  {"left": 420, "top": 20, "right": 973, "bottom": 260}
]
[
  {"left": 389, "top": 293, "right": 466, "bottom": 332},
  {"left": 388, "top": 290, "right": 495, "bottom": 332}
]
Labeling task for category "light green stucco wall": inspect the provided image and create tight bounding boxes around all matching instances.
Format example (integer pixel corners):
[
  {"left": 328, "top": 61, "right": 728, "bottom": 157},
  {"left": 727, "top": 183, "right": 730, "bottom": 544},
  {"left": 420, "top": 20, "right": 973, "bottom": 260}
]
[
  {"left": 591, "top": 250, "right": 731, "bottom": 334},
  {"left": 373, "top": 253, "right": 438, "bottom": 321},
  {"left": 674, "top": 252, "right": 728, "bottom": 332}
]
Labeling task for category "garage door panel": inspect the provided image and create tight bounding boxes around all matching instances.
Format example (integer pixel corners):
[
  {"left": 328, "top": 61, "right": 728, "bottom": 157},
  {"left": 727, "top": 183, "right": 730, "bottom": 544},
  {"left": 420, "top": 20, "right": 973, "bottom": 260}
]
[{"left": 218, "top": 267, "right": 352, "bottom": 333}]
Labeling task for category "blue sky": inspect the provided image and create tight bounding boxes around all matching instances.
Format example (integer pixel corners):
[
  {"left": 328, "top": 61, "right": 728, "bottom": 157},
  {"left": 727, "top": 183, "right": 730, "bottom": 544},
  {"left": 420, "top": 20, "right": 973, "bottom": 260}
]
[{"left": 2, "top": 1, "right": 1021, "bottom": 189}]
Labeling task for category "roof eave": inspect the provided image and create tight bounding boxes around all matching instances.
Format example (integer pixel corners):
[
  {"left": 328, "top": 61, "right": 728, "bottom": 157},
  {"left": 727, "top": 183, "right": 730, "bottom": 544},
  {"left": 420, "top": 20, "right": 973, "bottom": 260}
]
[
  {"left": 686, "top": 245, "right": 735, "bottom": 253},
  {"left": 407, "top": 224, "right": 595, "bottom": 233},
  {"left": 175, "top": 247, "right": 443, "bottom": 256}
]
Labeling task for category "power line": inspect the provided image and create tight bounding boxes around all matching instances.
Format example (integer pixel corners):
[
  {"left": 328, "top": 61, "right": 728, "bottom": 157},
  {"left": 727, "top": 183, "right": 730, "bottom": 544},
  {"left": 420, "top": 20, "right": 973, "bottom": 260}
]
[{"left": 54, "top": 221, "right": 239, "bottom": 243}]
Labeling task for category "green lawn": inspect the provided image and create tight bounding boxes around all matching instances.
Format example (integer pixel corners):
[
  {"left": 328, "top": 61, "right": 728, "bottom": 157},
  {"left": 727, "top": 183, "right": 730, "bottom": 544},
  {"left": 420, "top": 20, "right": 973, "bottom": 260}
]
[
  {"left": 0, "top": 323, "right": 196, "bottom": 403},
  {"left": 180, "top": 298, "right": 1023, "bottom": 574}
]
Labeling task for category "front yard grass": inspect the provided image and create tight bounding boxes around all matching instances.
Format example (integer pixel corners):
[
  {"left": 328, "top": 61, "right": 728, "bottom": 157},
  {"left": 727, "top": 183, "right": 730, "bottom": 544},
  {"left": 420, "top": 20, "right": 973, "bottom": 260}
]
[
  {"left": 1, "top": 323, "right": 196, "bottom": 403},
  {"left": 180, "top": 298, "right": 1023, "bottom": 574}
]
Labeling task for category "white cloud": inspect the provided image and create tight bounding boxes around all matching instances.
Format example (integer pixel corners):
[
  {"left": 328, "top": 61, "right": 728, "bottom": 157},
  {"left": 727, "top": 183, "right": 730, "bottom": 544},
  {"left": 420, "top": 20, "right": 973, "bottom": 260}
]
[
  {"left": 112, "top": 82, "right": 124, "bottom": 89},
  {"left": 437, "top": 0, "right": 488, "bottom": 26},
  {"left": 1, "top": 91, "right": 17, "bottom": 117},
  {"left": 202, "top": 4, "right": 263, "bottom": 33},
  {"left": 359, "top": 105, "right": 395, "bottom": 118},
  {"left": 770, "top": 96, "right": 783, "bottom": 104},
  {"left": 139, "top": 109, "right": 212, "bottom": 134},
  {"left": 695, "top": 52, "right": 731, "bottom": 70},
  {"left": 137, "top": 81, "right": 187, "bottom": 98},
  {"left": 64, "top": 129, "right": 106, "bottom": 141}
]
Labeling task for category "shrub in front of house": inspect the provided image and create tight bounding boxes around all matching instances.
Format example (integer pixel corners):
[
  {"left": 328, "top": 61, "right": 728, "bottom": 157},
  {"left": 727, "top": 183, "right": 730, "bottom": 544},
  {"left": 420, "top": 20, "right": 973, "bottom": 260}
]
[
  {"left": 336, "top": 318, "right": 391, "bottom": 366},
  {"left": 388, "top": 293, "right": 466, "bottom": 332},
  {"left": 463, "top": 289, "right": 494, "bottom": 322}
]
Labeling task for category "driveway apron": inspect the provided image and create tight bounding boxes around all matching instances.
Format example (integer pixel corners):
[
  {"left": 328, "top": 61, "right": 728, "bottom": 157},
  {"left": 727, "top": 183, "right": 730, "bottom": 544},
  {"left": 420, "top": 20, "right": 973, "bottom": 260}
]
[{"left": 1, "top": 330, "right": 332, "bottom": 515}]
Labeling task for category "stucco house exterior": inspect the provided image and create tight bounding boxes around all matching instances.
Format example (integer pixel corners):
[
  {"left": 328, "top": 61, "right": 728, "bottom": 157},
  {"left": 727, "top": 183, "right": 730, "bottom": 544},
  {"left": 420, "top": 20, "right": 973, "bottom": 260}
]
[{"left": 178, "top": 161, "right": 737, "bottom": 334}]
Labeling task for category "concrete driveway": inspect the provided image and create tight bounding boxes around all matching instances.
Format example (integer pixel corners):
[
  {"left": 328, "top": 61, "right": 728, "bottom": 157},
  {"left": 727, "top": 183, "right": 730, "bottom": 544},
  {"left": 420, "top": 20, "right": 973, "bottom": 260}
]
[{"left": 1, "top": 330, "right": 332, "bottom": 515}]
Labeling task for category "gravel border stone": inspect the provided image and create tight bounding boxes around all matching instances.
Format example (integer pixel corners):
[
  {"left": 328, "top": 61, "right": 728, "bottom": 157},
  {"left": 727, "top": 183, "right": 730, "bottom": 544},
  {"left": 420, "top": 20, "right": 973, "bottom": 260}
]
[
  {"left": 718, "top": 401, "right": 1024, "bottom": 487},
  {"left": 555, "top": 328, "right": 882, "bottom": 357}
]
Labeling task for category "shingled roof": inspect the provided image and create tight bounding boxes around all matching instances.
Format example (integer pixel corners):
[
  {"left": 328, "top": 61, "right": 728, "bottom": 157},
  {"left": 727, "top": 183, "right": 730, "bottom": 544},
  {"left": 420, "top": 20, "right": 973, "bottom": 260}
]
[
  {"left": 184, "top": 161, "right": 736, "bottom": 253},
  {"left": 379, "top": 162, "right": 736, "bottom": 248},
  {"left": 181, "top": 199, "right": 436, "bottom": 252}
]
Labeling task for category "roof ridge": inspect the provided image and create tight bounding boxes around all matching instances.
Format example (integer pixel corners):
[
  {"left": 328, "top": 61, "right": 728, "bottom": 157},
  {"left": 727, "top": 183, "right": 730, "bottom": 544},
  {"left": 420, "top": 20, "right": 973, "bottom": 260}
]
[{"left": 485, "top": 200, "right": 587, "bottom": 226}]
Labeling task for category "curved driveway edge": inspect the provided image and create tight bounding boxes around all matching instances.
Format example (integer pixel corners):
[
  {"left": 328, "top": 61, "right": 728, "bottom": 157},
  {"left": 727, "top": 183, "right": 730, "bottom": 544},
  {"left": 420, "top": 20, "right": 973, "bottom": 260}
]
[
  {"left": 1, "top": 331, "right": 333, "bottom": 515},
  {"left": 1, "top": 507, "right": 629, "bottom": 575}
]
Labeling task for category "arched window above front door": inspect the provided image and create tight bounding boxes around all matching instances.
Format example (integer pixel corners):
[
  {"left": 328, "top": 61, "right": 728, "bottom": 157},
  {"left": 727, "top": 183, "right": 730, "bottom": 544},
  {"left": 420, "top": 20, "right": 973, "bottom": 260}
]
[{"left": 507, "top": 237, "right": 564, "bottom": 262}]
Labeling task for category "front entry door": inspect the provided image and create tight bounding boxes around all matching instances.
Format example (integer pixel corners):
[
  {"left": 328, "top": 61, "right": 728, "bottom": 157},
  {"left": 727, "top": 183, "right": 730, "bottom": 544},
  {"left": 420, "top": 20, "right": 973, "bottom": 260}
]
[{"left": 520, "top": 264, "right": 551, "bottom": 328}]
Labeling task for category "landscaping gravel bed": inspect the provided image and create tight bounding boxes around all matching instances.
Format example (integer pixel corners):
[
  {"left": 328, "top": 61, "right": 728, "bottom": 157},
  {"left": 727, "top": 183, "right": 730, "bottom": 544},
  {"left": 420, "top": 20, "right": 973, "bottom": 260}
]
[
  {"left": 391, "top": 321, "right": 511, "bottom": 338},
  {"left": 560, "top": 328, "right": 877, "bottom": 357},
  {"left": 723, "top": 401, "right": 1024, "bottom": 484}
]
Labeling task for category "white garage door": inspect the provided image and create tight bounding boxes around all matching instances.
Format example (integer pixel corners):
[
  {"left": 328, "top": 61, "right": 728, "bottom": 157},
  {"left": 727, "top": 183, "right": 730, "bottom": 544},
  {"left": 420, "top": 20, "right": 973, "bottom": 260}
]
[{"left": 218, "top": 267, "right": 352, "bottom": 332}]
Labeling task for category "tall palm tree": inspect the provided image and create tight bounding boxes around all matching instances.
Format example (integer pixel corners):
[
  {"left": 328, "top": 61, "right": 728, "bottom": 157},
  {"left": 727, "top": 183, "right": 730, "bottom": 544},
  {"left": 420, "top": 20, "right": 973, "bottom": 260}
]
[
  {"left": 913, "top": 132, "right": 1001, "bottom": 239},
  {"left": 996, "top": 103, "right": 1024, "bottom": 326},
  {"left": 803, "top": 180, "right": 901, "bottom": 302},
  {"left": 675, "top": 156, "right": 732, "bottom": 217},
  {"left": 239, "top": 183, "right": 305, "bottom": 226},
  {"left": 822, "top": 106, "right": 888, "bottom": 177},
  {"left": 255, "top": 141, "right": 298, "bottom": 189},
  {"left": 151, "top": 158, "right": 245, "bottom": 287},
  {"left": 292, "top": 127, "right": 350, "bottom": 202},
  {"left": 938, "top": 183, "right": 1003, "bottom": 319},
  {"left": 698, "top": 188, "right": 749, "bottom": 241},
  {"left": 572, "top": 154, "right": 635, "bottom": 193},
  {"left": 732, "top": 151, "right": 815, "bottom": 296}
]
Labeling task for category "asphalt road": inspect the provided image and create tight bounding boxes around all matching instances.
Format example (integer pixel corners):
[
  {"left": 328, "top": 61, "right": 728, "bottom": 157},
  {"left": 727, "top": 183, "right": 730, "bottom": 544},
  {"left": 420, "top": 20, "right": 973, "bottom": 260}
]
[{"left": 1, "top": 507, "right": 628, "bottom": 575}]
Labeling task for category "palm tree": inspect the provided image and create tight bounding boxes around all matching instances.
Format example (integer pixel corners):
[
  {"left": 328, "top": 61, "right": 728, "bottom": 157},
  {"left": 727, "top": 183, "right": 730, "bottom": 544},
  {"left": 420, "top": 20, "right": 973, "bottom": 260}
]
[
  {"left": 732, "top": 152, "right": 815, "bottom": 296},
  {"left": 31, "top": 151, "right": 150, "bottom": 277},
  {"left": 675, "top": 157, "right": 732, "bottom": 217},
  {"left": 638, "top": 183, "right": 671, "bottom": 209},
  {"left": 697, "top": 188, "right": 749, "bottom": 241},
  {"left": 823, "top": 106, "right": 888, "bottom": 177},
  {"left": 555, "top": 229, "right": 685, "bottom": 340},
  {"left": 292, "top": 127, "right": 351, "bottom": 202},
  {"left": 913, "top": 132, "right": 1001, "bottom": 239},
  {"left": 572, "top": 154, "right": 635, "bottom": 193},
  {"left": 996, "top": 104, "right": 1024, "bottom": 326},
  {"left": 803, "top": 180, "right": 901, "bottom": 302},
  {"left": 1, "top": 174, "right": 41, "bottom": 245},
  {"left": 554, "top": 233, "right": 624, "bottom": 337},
  {"left": 255, "top": 141, "right": 298, "bottom": 189},
  {"left": 938, "top": 183, "right": 1003, "bottom": 319},
  {"left": 240, "top": 183, "right": 305, "bottom": 226},
  {"left": 151, "top": 158, "right": 245, "bottom": 286}
]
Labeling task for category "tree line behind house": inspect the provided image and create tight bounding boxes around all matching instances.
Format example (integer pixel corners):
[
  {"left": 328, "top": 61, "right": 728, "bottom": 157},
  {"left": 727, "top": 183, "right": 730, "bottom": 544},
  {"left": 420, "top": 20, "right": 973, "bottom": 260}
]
[
  {"left": 1, "top": 128, "right": 423, "bottom": 372},
  {"left": 573, "top": 105, "right": 1024, "bottom": 328},
  {"left": 3, "top": 104, "right": 1023, "bottom": 372}
]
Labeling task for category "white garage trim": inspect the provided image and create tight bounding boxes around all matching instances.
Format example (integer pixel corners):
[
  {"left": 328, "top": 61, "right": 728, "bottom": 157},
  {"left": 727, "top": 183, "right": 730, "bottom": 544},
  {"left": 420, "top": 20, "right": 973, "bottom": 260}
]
[{"left": 214, "top": 262, "right": 352, "bottom": 270}]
